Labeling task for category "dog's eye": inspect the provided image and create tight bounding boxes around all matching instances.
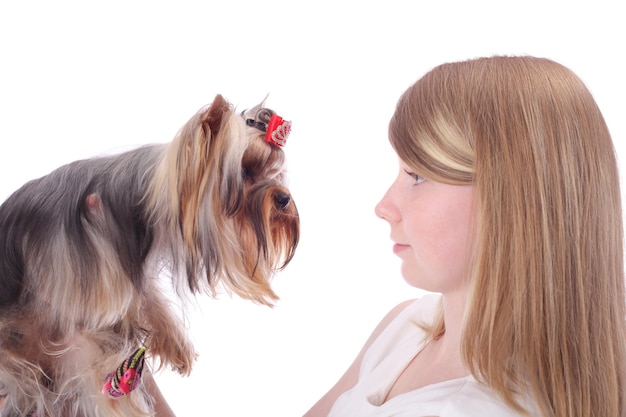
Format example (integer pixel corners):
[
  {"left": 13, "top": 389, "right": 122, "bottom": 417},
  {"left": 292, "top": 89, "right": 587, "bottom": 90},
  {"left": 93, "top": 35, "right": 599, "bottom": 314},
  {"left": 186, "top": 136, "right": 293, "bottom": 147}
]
[{"left": 242, "top": 167, "right": 251, "bottom": 178}]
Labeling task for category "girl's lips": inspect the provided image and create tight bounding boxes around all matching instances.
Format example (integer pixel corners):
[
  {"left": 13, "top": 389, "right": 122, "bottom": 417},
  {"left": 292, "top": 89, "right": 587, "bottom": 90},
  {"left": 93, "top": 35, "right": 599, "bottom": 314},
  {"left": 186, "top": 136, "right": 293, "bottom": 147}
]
[{"left": 393, "top": 243, "right": 410, "bottom": 254}]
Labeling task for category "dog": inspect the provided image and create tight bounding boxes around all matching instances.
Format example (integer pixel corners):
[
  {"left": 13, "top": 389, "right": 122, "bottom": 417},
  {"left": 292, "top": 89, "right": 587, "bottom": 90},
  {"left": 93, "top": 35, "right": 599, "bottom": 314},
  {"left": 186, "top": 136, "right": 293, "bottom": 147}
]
[{"left": 0, "top": 94, "right": 299, "bottom": 416}]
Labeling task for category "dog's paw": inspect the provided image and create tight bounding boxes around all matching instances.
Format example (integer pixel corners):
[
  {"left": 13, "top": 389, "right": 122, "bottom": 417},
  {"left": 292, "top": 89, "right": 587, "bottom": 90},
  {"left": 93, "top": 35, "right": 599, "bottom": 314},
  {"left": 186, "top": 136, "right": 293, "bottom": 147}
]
[
  {"left": 171, "top": 349, "right": 198, "bottom": 376},
  {"left": 169, "top": 339, "right": 197, "bottom": 376},
  {"left": 148, "top": 331, "right": 197, "bottom": 376}
]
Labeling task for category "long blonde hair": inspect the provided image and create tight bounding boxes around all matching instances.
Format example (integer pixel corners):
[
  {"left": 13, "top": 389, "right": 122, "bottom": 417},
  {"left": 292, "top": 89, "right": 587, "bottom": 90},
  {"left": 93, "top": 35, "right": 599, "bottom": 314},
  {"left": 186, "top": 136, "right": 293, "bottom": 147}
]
[{"left": 388, "top": 55, "right": 626, "bottom": 417}]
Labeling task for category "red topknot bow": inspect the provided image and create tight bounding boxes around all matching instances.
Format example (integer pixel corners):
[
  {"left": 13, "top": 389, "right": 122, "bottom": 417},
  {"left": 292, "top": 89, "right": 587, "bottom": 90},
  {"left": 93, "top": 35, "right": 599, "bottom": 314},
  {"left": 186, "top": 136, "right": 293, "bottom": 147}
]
[
  {"left": 102, "top": 345, "right": 147, "bottom": 399},
  {"left": 266, "top": 114, "right": 291, "bottom": 147}
]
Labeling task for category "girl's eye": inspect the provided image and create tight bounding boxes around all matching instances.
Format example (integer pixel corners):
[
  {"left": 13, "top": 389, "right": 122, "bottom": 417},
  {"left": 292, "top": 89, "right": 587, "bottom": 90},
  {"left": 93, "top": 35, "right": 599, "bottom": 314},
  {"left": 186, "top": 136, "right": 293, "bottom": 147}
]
[{"left": 404, "top": 169, "right": 425, "bottom": 185}]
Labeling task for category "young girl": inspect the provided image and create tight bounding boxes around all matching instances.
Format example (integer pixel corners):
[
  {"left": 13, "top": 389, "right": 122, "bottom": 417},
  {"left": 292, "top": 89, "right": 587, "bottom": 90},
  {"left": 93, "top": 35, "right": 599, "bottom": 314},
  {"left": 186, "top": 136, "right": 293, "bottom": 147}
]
[{"left": 303, "top": 56, "right": 626, "bottom": 417}]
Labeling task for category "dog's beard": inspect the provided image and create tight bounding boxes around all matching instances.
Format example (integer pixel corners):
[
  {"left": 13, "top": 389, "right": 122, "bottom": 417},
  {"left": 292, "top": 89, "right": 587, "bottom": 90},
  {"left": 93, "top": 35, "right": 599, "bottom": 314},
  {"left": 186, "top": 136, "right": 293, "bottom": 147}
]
[
  {"left": 232, "top": 179, "right": 299, "bottom": 301},
  {"left": 0, "top": 94, "right": 299, "bottom": 417}
]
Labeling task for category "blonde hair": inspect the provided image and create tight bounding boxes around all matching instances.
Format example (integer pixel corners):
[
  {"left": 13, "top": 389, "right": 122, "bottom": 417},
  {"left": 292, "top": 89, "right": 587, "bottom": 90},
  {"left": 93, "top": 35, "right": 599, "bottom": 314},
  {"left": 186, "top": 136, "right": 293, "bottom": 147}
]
[{"left": 388, "top": 56, "right": 626, "bottom": 417}]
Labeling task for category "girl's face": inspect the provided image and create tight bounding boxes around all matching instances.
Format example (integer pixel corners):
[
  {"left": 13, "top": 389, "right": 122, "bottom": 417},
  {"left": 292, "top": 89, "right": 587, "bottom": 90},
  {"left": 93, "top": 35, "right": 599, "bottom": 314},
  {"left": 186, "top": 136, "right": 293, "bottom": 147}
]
[{"left": 375, "top": 159, "right": 475, "bottom": 296}]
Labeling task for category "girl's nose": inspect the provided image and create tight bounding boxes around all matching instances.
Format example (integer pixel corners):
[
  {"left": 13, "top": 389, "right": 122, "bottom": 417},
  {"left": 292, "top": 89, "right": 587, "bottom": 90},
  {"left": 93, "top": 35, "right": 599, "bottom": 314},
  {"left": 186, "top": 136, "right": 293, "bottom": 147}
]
[{"left": 375, "top": 186, "right": 399, "bottom": 223}]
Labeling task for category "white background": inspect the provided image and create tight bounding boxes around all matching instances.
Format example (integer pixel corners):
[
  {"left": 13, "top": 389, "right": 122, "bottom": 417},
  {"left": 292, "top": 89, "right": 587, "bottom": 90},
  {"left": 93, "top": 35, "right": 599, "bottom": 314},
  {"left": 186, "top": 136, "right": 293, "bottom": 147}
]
[{"left": 1, "top": 1, "right": 624, "bottom": 416}]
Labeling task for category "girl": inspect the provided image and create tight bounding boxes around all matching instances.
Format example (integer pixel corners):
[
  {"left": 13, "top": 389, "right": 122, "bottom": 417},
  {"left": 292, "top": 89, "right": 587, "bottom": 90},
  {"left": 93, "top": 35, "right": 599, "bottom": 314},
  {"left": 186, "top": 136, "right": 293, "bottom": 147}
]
[{"left": 304, "top": 56, "right": 626, "bottom": 417}]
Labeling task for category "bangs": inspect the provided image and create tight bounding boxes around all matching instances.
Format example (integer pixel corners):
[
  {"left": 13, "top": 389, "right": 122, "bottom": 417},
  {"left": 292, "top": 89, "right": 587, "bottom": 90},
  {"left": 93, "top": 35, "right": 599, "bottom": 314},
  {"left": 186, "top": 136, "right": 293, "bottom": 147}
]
[{"left": 388, "top": 86, "right": 474, "bottom": 184}]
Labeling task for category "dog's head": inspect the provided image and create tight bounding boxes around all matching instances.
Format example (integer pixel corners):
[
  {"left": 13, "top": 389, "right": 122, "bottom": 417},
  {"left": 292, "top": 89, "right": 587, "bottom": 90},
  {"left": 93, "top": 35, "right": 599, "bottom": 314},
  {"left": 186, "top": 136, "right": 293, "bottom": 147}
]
[{"left": 154, "top": 94, "right": 299, "bottom": 305}]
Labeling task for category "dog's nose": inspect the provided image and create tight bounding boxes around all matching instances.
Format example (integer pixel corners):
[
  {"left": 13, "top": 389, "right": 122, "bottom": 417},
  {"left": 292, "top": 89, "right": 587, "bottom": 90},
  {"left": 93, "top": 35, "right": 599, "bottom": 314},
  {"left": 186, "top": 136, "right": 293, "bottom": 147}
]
[{"left": 274, "top": 192, "right": 291, "bottom": 210}]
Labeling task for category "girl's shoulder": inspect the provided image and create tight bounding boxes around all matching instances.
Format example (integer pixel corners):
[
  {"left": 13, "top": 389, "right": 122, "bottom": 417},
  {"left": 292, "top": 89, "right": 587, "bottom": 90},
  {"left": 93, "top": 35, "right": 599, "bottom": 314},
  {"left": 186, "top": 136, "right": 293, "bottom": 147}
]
[{"left": 441, "top": 377, "right": 540, "bottom": 417}]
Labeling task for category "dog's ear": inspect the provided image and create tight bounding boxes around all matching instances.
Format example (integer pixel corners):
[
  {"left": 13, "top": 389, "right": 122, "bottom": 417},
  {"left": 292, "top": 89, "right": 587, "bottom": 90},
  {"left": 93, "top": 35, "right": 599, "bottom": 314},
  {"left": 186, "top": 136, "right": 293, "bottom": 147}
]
[{"left": 201, "top": 94, "right": 231, "bottom": 135}]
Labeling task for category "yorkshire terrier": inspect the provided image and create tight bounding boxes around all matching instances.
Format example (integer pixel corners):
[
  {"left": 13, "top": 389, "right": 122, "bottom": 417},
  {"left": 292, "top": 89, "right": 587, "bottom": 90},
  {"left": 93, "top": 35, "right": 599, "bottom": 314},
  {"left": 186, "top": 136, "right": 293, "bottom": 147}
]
[{"left": 0, "top": 94, "right": 299, "bottom": 417}]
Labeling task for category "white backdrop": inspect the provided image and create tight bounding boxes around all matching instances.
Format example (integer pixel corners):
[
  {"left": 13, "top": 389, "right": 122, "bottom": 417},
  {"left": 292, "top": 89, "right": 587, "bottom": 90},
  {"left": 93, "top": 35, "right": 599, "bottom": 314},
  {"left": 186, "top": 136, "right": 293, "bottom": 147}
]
[{"left": 1, "top": 1, "right": 624, "bottom": 416}]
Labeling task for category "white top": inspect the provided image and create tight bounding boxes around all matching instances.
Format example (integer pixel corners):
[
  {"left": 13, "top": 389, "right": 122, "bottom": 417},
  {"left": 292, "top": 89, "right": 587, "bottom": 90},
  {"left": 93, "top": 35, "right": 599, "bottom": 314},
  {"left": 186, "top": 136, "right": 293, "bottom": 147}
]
[{"left": 327, "top": 294, "right": 537, "bottom": 417}]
